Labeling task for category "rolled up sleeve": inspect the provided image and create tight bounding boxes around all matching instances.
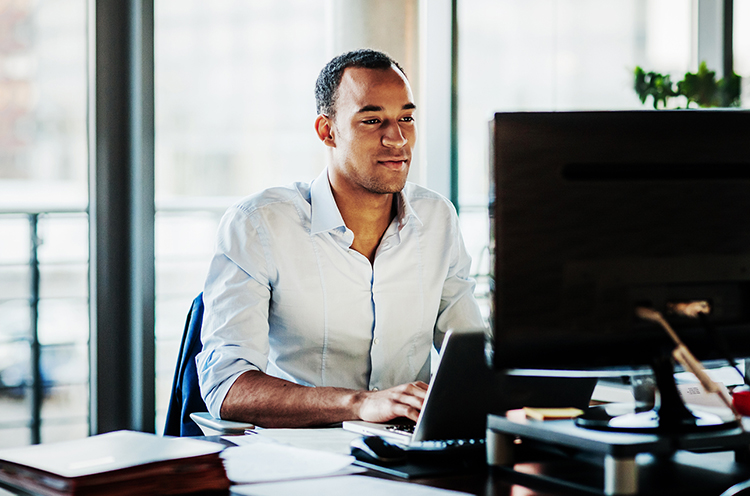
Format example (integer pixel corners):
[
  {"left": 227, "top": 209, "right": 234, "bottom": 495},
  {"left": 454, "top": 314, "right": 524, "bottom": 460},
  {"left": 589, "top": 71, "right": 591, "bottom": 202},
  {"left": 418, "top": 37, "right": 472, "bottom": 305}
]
[
  {"left": 196, "top": 206, "right": 274, "bottom": 419},
  {"left": 434, "top": 205, "right": 486, "bottom": 348}
]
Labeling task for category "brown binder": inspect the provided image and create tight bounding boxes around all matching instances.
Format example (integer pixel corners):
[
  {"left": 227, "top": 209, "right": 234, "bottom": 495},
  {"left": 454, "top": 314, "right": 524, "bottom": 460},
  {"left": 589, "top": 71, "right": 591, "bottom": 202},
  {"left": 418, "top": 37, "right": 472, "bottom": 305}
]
[{"left": 0, "top": 430, "right": 230, "bottom": 495}]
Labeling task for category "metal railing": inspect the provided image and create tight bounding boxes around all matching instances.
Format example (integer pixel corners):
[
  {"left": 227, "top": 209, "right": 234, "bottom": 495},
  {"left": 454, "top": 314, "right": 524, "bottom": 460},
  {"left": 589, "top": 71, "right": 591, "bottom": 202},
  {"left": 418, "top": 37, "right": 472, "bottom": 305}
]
[
  {"left": 0, "top": 208, "right": 89, "bottom": 445},
  {"left": 0, "top": 200, "right": 491, "bottom": 445}
]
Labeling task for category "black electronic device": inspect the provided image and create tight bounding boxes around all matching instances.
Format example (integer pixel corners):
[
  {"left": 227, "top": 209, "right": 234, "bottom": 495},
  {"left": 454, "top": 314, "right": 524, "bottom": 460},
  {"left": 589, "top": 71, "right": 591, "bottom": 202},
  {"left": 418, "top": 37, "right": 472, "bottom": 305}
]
[
  {"left": 488, "top": 110, "right": 750, "bottom": 433},
  {"left": 350, "top": 436, "right": 407, "bottom": 464}
]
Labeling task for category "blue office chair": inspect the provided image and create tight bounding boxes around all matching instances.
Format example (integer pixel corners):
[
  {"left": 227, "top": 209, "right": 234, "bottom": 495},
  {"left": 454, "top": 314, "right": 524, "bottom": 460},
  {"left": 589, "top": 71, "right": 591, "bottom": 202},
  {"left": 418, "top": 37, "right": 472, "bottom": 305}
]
[
  {"left": 722, "top": 479, "right": 750, "bottom": 496},
  {"left": 164, "top": 293, "right": 209, "bottom": 437}
]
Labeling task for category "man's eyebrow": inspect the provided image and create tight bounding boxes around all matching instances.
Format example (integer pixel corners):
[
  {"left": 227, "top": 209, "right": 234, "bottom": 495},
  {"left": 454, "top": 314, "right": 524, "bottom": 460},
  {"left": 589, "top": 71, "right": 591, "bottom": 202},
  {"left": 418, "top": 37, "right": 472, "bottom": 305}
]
[{"left": 356, "top": 103, "right": 417, "bottom": 113}]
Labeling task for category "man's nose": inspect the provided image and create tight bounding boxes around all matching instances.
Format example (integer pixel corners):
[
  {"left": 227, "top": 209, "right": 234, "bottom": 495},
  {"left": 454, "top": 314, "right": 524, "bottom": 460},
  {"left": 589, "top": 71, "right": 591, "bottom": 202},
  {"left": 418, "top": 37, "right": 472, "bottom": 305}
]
[{"left": 382, "top": 122, "right": 408, "bottom": 148}]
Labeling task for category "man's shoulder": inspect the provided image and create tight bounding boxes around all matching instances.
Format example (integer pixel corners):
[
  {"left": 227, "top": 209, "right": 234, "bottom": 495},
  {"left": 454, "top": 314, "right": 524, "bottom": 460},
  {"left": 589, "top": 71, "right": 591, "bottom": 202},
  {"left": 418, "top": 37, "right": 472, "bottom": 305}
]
[
  {"left": 231, "top": 181, "right": 313, "bottom": 216},
  {"left": 402, "top": 182, "right": 456, "bottom": 212}
]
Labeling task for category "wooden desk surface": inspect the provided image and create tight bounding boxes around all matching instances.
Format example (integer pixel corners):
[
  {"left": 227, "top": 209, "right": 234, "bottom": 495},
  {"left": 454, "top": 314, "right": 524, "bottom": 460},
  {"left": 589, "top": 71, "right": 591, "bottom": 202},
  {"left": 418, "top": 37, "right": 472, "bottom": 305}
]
[
  {"left": 373, "top": 455, "right": 750, "bottom": 496},
  {"left": 368, "top": 467, "right": 577, "bottom": 496},
  {"left": 208, "top": 431, "right": 750, "bottom": 496}
]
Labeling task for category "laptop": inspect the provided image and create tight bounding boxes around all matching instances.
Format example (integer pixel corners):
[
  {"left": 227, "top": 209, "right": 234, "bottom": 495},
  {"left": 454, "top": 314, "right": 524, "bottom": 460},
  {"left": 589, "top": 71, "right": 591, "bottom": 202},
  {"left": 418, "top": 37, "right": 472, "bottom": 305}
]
[{"left": 343, "top": 330, "right": 597, "bottom": 446}]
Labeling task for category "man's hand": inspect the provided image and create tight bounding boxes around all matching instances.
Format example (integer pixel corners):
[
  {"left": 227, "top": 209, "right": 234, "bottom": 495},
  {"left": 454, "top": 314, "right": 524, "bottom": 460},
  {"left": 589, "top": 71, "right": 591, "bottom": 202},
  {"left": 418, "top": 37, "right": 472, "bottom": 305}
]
[
  {"left": 221, "top": 370, "right": 429, "bottom": 427},
  {"left": 356, "top": 381, "right": 428, "bottom": 423}
]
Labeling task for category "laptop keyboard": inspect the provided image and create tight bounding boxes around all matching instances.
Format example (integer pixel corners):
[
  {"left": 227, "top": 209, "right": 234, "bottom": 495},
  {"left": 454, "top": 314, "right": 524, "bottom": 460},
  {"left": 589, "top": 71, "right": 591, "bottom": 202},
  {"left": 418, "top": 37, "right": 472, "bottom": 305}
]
[
  {"left": 382, "top": 424, "right": 485, "bottom": 452},
  {"left": 385, "top": 424, "right": 415, "bottom": 434},
  {"left": 404, "top": 438, "right": 485, "bottom": 452}
]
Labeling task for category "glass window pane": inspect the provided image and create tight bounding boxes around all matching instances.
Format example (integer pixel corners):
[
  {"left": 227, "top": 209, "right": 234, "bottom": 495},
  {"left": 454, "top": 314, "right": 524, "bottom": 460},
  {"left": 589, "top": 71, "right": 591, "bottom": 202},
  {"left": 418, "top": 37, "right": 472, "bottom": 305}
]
[
  {"left": 37, "top": 214, "right": 89, "bottom": 264},
  {"left": 0, "top": 217, "right": 30, "bottom": 264},
  {"left": 456, "top": 0, "right": 695, "bottom": 325},
  {"left": 735, "top": 0, "right": 750, "bottom": 103},
  {"left": 0, "top": 341, "right": 32, "bottom": 447},
  {"left": 38, "top": 299, "right": 89, "bottom": 346},
  {"left": 0, "top": 299, "right": 31, "bottom": 341},
  {"left": 458, "top": 0, "right": 693, "bottom": 209},
  {"left": 0, "top": 342, "right": 30, "bottom": 400},
  {"left": 0, "top": 0, "right": 88, "bottom": 447},
  {"left": 0, "top": 1, "right": 87, "bottom": 207},
  {"left": 155, "top": 0, "right": 329, "bottom": 202},
  {"left": 154, "top": 0, "right": 330, "bottom": 427},
  {"left": 0, "top": 266, "right": 30, "bottom": 302},
  {"left": 40, "top": 344, "right": 88, "bottom": 388}
]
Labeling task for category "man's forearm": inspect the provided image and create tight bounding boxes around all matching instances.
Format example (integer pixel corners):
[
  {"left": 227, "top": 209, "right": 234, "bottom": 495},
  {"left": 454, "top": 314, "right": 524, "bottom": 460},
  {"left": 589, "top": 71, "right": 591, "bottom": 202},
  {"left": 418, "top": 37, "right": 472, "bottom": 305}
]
[
  {"left": 220, "top": 370, "right": 362, "bottom": 427},
  {"left": 220, "top": 370, "right": 427, "bottom": 428}
]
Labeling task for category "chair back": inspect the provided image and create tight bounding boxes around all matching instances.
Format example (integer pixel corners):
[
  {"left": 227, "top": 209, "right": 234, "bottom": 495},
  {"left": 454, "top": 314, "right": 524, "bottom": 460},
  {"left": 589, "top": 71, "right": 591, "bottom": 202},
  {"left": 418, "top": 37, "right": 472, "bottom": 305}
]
[{"left": 164, "top": 293, "right": 208, "bottom": 437}]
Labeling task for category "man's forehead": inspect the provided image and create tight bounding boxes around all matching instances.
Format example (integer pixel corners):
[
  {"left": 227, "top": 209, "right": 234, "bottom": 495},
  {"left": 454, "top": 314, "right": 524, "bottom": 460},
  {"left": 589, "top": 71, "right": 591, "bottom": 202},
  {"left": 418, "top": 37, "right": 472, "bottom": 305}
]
[
  {"left": 338, "top": 66, "right": 414, "bottom": 109},
  {"left": 342, "top": 64, "right": 407, "bottom": 82}
]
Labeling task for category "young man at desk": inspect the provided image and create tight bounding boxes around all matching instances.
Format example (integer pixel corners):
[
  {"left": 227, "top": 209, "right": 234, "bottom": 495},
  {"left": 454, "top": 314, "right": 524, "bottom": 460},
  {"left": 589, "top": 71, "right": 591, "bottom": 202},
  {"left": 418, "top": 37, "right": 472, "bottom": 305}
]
[{"left": 197, "top": 49, "right": 485, "bottom": 428}]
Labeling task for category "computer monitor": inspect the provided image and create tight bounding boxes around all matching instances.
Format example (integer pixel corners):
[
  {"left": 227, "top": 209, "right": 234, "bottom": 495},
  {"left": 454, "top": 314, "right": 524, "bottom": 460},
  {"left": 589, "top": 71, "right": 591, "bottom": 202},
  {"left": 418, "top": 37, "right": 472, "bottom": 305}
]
[{"left": 488, "top": 110, "right": 750, "bottom": 432}]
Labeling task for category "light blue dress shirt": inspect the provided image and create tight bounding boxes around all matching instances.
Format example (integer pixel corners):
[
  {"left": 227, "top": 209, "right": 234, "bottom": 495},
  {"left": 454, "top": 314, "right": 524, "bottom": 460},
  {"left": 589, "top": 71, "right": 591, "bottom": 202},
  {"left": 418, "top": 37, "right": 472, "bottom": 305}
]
[{"left": 197, "top": 168, "right": 486, "bottom": 419}]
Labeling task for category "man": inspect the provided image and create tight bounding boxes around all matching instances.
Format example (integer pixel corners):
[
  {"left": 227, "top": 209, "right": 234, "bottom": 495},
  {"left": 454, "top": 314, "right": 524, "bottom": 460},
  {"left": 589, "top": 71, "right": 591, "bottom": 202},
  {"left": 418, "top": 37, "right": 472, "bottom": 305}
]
[{"left": 197, "top": 48, "right": 485, "bottom": 428}]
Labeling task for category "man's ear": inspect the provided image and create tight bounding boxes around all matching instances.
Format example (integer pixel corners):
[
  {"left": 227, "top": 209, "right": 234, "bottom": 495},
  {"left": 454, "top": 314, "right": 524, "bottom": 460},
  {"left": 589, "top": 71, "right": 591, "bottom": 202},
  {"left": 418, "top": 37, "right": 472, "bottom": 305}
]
[{"left": 315, "top": 114, "right": 335, "bottom": 147}]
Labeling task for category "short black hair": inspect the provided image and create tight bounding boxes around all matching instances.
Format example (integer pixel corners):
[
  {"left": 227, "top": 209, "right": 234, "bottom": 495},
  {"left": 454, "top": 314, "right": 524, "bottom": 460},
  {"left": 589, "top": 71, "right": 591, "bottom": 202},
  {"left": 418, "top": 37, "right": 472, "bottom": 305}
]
[{"left": 315, "top": 48, "right": 407, "bottom": 117}]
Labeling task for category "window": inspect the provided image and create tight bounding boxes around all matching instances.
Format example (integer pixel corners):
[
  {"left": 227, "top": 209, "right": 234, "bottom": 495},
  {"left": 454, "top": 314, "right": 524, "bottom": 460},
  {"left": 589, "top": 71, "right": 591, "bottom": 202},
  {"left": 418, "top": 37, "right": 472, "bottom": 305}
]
[
  {"left": 2, "top": 0, "right": 742, "bottom": 446},
  {"left": 456, "top": 0, "right": 698, "bottom": 292},
  {"left": 153, "top": 0, "right": 330, "bottom": 428},
  {"left": 0, "top": 0, "right": 88, "bottom": 447},
  {"left": 736, "top": 0, "right": 750, "bottom": 79}
]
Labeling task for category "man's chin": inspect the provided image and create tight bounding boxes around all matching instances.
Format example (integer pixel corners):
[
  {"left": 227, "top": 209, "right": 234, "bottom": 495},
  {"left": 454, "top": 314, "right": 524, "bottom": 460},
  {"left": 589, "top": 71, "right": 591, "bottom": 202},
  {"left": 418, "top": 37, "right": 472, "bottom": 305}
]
[{"left": 367, "top": 176, "right": 408, "bottom": 195}]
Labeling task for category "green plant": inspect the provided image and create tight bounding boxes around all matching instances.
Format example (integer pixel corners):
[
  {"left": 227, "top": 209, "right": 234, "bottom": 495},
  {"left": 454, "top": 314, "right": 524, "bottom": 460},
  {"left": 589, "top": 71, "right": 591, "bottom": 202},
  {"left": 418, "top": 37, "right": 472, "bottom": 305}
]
[{"left": 634, "top": 61, "right": 741, "bottom": 109}]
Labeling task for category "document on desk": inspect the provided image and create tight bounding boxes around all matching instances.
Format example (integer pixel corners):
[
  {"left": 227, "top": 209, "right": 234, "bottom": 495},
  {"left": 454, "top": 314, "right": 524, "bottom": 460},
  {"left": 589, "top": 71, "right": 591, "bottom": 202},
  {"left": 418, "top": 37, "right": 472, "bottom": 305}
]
[
  {"left": 221, "top": 435, "right": 361, "bottom": 484},
  {"left": 231, "top": 427, "right": 361, "bottom": 455},
  {"left": 230, "top": 475, "right": 470, "bottom": 496}
]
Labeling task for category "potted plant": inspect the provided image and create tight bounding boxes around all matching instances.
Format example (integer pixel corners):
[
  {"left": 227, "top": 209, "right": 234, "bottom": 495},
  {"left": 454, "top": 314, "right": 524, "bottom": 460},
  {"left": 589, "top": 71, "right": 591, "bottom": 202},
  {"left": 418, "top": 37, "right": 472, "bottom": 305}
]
[{"left": 634, "top": 61, "right": 741, "bottom": 109}]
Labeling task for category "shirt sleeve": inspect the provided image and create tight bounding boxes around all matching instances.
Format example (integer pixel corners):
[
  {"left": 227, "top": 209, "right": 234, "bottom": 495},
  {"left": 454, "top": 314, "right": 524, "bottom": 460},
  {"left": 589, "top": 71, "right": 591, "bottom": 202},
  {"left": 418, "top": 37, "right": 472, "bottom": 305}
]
[
  {"left": 196, "top": 205, "right": 274, "bottom": 419},
  {"left": 434, "top": 204, "right": 487, "bottom": 350}
]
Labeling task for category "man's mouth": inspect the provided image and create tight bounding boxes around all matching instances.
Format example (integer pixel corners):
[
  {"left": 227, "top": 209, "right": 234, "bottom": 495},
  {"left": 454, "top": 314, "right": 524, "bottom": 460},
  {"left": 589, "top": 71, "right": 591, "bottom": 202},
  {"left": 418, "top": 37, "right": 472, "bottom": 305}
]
[{"left": 378, "top": 158, "right": 409, "bottom": 171}]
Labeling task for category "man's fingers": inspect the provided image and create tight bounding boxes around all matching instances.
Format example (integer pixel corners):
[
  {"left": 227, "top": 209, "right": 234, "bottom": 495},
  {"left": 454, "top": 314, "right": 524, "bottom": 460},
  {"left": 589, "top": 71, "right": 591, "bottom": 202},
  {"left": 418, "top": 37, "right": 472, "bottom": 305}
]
[
  {"left": 395, "top": 383, "right": 428, "bottom": 422},
  {"left": 393, "top": 403, "right": 421, "bottom": 423},
  {"left": 357, "top": 380, "right": 431, "bottom": 423},
  {"left": 397, "top": 386, "right": 426, "bottom": 410},
  {"left": 409, "top": 381, "right": 429, "bottom": 395},
  {"left": 413, "top": 381, "right": 428, "bottom": 390}
]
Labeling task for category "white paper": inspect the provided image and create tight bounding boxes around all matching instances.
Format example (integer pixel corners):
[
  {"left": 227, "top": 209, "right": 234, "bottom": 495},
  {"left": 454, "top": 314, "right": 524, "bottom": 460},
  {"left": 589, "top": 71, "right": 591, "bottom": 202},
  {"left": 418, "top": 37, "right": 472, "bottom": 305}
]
[
  {"left": 255, "top": 427, "right": 361, "bottom": 454},
  {"left": 221, "top": 439, "right": 357, "bottom": 484},
  {"left": 230, "top": 475, "right": 471, "bottom": 496},
  {"left": 678, "top": 382, "right": 731, "bottom": 408},
  {"left": 675, "top": 365, "right": 745, "bottom": 387}
]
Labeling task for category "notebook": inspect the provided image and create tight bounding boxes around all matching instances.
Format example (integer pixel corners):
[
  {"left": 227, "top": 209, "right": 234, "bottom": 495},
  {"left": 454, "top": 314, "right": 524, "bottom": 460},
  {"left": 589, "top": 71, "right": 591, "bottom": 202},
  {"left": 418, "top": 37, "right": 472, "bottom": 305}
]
[
  {"left": 0, "top": 430, "right": 229, "bottom": 496},
  {"left": 342, "top": 330, "right": 597, "bottom": 446}
]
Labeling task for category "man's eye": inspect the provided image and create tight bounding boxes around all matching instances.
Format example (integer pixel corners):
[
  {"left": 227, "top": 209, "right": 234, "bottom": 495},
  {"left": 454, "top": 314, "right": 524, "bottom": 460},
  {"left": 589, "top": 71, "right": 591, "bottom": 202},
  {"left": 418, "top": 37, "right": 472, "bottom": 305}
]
[
  {"left": 401, "top": 116, "right": 415, "bottom": 123},
  {"left": 363, "top": 119, "right": 380, "bottom": 125}
]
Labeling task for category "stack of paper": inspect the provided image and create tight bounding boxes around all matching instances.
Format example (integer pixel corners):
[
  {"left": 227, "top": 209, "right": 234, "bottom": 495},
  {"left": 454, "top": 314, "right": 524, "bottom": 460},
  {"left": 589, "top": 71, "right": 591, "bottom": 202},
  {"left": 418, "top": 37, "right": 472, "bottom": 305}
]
[
  {"left": 221, "top": 433, "right": 360, "bottom": 484},
  {"left": 0, "top": 430, "right": 229, "bottom": 496}
]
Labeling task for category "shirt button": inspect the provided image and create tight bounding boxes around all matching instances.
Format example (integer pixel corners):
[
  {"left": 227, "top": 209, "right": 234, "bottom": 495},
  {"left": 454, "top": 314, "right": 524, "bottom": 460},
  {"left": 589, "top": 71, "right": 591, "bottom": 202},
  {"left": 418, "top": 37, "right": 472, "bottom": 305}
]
[
  {"left": 373, "top": 338, "right": 380, "bottom": 345},
  {"left": 371, "top": 387, "right": 379, "bottom": 391}
]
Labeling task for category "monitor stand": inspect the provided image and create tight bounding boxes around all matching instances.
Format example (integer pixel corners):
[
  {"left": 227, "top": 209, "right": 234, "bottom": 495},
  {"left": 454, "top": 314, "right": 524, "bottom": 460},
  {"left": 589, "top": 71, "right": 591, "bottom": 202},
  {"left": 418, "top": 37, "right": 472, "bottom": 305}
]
[
  {"left": 576, "top": 352, "right": 736, "bottom": 433},
  {"left": 487, "top": 411, "right": 750, "bottom": 496}
]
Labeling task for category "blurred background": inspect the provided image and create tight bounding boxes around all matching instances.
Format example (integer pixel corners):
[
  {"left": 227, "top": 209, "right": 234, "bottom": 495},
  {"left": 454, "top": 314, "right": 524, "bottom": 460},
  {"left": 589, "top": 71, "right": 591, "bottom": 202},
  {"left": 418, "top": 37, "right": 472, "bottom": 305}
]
[{"left": 1, "top": 0, "right": 748, "bottom": 448}]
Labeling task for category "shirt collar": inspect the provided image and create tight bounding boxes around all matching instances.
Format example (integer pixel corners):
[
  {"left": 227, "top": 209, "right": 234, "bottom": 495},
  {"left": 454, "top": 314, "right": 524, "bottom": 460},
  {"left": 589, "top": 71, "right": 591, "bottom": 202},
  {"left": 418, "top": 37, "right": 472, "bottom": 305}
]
[
  {"left": 395, "top": 186, "right": 423, "bottom": 230},
  {"left": 310, "top": 168, "right": 346, "bottom": 235},
  {"left": 310, "top": 168, "right": 424, "bottom": 234}
]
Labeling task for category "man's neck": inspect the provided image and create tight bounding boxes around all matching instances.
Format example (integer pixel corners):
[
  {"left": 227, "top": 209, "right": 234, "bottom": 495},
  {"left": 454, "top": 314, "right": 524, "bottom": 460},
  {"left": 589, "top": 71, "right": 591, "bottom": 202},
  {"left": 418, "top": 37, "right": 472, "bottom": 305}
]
[{"left": 332, "top": 188, "right": 398, "bottom": 264}]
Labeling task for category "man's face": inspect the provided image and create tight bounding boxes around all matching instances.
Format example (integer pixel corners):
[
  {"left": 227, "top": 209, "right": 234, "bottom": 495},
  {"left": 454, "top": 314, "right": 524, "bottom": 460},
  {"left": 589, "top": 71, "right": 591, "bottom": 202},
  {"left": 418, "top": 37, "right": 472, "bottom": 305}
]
[{"left": 321, "top": 66, "right": 416, "bottom": 196}]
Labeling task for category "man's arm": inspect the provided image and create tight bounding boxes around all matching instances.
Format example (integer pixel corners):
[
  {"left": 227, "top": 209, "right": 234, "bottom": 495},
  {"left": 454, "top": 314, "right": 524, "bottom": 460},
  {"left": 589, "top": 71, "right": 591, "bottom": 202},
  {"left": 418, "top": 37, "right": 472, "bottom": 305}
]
[
  {"left": 432, "top": 204, "right": 487, "bottom": 347},
  {"left": 220, "top": 370, "right": 428, "bottom": 428}
]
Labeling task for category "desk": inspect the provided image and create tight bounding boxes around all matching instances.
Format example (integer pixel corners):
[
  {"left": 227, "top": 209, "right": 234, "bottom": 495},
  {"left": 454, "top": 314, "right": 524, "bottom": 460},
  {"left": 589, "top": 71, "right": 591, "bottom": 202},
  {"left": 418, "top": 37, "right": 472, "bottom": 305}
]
[
  {"left": 365, "top": 453, "right": 750, "bottom": 496},
  {"left": 485, "top": 414, "right": 750, "bottom": 496},
  {"left": 2, "top": 429, "right": 744, "bottom": 496},
  {"left": 0, "top": 464, "right": 577, "bottom": 496},
  {"left": 221, "top": 427, "right": 750, "bottom": 496},
  {"left": 213, "top": 430, "right": 556, "bottom": 495}
]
